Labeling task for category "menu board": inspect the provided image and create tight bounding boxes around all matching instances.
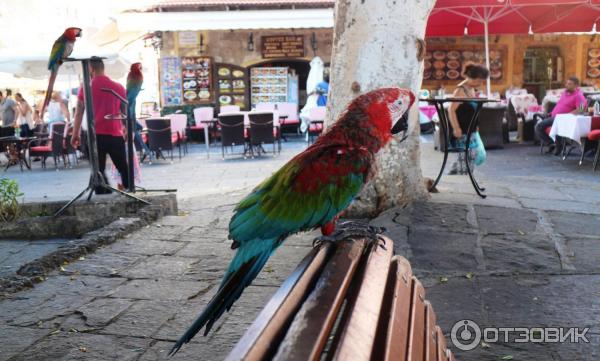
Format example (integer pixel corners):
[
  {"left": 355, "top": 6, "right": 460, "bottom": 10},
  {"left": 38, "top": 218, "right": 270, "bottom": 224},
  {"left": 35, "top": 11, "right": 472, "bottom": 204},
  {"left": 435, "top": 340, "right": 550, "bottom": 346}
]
[
  {"left": 215, "top": 63, "right": 249, "bottom": 110},
  {"left": 586, "top": 48, "right": 600, "bottom": 78},
  {"left": 262, "top": 36, "right": 304, "bottom": 59},
  {"left": 160, "top": 57, "right": 183, "bottom": 106},
  {"left": 250, "top": 67, "right": 288, "bottom": 106},
  {"left": 423, "top": 48, "right": 504, "bottom": 82},
  {"left": 181, "top": 56, "right": 213, "bottom": 104}
]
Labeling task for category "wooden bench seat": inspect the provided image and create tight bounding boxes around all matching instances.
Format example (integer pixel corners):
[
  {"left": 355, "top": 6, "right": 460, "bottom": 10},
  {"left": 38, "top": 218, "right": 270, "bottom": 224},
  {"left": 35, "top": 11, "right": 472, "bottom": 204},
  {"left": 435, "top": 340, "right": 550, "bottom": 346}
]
[{"left": 225, "top": 236, "right": 455, "bottom": 361}]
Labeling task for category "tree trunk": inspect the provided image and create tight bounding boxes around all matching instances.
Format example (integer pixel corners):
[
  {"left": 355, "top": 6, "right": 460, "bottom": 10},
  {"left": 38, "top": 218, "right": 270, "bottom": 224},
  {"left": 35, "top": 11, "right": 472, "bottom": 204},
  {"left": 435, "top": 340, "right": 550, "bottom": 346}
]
[{"left": 326, "top": 0, "right": 436, "bottom": 218}]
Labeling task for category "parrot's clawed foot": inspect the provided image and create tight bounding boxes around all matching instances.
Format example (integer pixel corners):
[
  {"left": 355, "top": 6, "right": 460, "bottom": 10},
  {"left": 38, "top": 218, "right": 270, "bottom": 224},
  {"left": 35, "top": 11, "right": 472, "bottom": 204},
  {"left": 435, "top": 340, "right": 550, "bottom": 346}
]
[
  {"left": 313, "top": 221, "right": 387, "bottom": 249},
  {"left": 330, "top": 220, "right": 387, "bottom": 247},
  {"left": 312, "top": 235, "right": 337, "bottom": 248}
]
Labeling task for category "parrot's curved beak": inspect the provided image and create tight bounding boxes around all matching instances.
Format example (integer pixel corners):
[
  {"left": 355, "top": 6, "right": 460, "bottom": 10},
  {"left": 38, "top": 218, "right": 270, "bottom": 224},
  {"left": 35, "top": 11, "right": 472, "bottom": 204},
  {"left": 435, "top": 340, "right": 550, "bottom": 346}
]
[{"left": 391, "top": 111, "right": 409, "bottom": 135}]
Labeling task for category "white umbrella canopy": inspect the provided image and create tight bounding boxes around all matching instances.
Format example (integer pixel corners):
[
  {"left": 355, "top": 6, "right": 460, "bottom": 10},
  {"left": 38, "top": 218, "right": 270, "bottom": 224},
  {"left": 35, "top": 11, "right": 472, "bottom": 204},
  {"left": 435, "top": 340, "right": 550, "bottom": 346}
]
[{"left": 0, "top": 37, "right": 132, "bottom": 81}]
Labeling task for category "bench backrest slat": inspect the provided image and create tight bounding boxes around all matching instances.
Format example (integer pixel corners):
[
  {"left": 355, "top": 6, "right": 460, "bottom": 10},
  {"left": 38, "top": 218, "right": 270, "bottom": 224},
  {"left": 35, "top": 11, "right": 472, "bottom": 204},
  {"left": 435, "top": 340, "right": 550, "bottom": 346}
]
[
  {"left": 273, "top": 240, "right": 368, "bottom": 361},
  {"left": 378, "top": 256, "right": 414, "bottom": 361},
  {"left": 425, "top": 301, "right": 438, "bottom": 361},
  {"left": 331, "top": 238, "right": 394, "bottom": 361},
  {"left": 226, "top": 243, "right": 334, "bottom": 361},
  {"left": 436, "top": 326, "right": 449, "bottom": 361},
  {"left": 407, "top": 278, "right": 427, "bottom": 361}
]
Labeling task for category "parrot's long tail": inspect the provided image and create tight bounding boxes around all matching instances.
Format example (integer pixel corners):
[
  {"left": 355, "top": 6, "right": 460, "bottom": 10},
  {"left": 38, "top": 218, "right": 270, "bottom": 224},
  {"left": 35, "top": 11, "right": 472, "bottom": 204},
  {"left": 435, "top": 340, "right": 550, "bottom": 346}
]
[
  {"left": 169, "top": 238, "right": 278, "bottom": 356},
  {"left": 127, "top": 98, "right": 136, "bottom": 122},
  {"left": 40, "top": 69, "right": 58, "bottom": 116}
]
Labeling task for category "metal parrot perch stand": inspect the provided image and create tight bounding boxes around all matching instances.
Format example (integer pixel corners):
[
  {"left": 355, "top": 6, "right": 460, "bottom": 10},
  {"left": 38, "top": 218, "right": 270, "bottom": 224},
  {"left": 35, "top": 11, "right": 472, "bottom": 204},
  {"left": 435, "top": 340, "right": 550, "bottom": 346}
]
[{"left": 54, "top": 57, "right": 149, "bottom": 217}]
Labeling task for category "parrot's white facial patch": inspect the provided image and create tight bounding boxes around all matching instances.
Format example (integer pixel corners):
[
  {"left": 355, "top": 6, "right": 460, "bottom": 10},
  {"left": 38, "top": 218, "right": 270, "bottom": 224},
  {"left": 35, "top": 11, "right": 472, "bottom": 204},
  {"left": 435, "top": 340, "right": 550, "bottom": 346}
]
[{"left": 388, "top": 93, "right": 412, "bottom": 125}]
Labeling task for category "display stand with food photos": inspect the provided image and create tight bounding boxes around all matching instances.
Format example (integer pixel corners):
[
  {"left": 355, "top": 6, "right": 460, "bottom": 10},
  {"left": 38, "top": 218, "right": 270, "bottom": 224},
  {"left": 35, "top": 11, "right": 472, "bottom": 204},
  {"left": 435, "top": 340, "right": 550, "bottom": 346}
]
[
  {"left": 160, "top": 57, "right": 183, "bottom": 106},
  {"left": 586, "top": 47, "right": 600, "bottom": 79},
  {"left": 423, "top": 47, "right": 505, "bottom": 82},
  {"left": 215, "top": 63, "right": 249, "bottom": 111},
  {"left": 181, "top": 56, "right": 213, "bottom": 104},
  {"left": 250, "top": 67, "right": 288, "bottom": 107}
]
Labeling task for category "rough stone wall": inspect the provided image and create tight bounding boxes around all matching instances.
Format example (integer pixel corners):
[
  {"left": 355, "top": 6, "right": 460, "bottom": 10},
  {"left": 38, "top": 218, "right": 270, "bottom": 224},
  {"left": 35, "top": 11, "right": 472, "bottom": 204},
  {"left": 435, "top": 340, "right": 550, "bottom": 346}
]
[{"left": 161, "top": 29, "right": 334, "bottom": 65}]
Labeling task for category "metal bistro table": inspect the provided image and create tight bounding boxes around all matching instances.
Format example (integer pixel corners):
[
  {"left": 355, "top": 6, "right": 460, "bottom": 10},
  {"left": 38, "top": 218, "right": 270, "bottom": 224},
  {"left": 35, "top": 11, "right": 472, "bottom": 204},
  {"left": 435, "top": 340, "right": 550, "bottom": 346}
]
[
  {"left": 422, "top": 98, "right": 499, "bottom": 198},
  {"left": 0, "top": 136, "right": 36, "bottom": 171}
]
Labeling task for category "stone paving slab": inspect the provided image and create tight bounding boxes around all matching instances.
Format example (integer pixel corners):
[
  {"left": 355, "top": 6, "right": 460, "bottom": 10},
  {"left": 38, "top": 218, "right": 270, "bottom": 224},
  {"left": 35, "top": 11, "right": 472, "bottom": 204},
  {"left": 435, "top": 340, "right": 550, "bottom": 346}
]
[
  {"left": 546, "top": 211, "right": 600, "bottom": 237},
  {"left": 564, "top": 237, "right": 600, "bottom": 273},
  {"left": 480, "top": 233, "right": 562, "bottom": 274},
  {"left": 475, "top": 205, "right": 539, "bottom": 235},
  {"left": 0, "top": 240, "right": 67, "bottom": 278},
  {"left": 9, "top": 333, "right": 151, "bottom": 361}
]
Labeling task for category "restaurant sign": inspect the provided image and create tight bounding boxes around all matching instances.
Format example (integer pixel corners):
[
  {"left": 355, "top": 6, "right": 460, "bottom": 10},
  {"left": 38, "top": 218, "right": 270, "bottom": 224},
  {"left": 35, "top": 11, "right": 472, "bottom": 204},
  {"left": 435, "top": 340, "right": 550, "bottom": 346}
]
[
  {"left": 178, "top": 31, "right": 199, "bottom": 47},
  {"left": 261, "top": 36, "right": 304, "bottom": 59}
]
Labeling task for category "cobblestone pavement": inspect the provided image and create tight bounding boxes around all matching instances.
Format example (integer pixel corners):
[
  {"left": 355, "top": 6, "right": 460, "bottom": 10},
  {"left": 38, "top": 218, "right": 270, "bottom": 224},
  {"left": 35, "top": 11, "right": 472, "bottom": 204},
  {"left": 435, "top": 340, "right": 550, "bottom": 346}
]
[{"left": 1, "top": 136, "right": 599, "bottom": 360}]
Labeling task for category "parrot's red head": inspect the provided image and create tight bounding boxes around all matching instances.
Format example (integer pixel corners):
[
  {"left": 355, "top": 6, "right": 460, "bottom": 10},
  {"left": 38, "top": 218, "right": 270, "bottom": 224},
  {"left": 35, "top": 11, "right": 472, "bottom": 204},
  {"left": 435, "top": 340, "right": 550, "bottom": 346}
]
[
  {"left": 351, "top": 87, "right": 415, "bottom": 141},
  {"left": 131, "top": 62, "right": 143, "bottom": 72},
  {"left": 64, "top": 27, "right": 82, "bottom": 41}
]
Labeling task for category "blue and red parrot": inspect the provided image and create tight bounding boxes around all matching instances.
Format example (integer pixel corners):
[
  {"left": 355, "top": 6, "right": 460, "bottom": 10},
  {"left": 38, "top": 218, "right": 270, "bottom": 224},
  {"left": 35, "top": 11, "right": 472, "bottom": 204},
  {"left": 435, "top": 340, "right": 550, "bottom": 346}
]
[
  {"left": 170, "top": 87, "right": 415, "bottom": 355},
  {"left": 40, "top": 27, "right": 82, "bottom": 116},
  {"left": 126, "top": 62, "right": 143, "bottom": 121}
]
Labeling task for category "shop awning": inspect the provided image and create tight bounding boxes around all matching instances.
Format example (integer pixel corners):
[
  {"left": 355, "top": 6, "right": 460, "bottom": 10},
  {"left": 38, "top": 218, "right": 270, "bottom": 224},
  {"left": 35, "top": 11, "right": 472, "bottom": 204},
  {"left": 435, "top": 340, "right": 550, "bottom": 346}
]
[
  {"left": 426, "top": 0, "right": 600, "bottom": 96},
  {"left": 427, "top": 0, "right": 600, "bottom": 36},
  {"left": 115, "top": 8, "right": 334, "bottom": 32}
]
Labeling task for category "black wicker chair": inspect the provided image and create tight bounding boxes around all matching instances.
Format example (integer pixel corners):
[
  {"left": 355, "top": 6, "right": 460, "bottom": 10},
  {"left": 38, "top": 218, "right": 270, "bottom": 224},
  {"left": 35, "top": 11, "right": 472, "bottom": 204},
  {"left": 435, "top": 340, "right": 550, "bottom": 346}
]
[
  {"left": 146, "top": 118, "right": 181, "bottom": 162},
  {"left": 478, "top": 105, "right": 506, "bottom": 149},
  {"left": 218, "top": 113, "right": 248, "bottom": 159},
  {"left": 248, "top": 112, "right": 280, "bottom": 157},
  {"left": 28, "top": 122, "right": 66, "bottom": 169}
]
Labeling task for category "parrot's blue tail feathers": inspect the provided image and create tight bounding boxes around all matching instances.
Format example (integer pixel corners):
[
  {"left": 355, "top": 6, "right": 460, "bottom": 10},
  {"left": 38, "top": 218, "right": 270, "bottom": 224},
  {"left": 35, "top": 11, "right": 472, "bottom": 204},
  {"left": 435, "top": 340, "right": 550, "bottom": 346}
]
[{"left": 168, "top": 243, "right": 275, "bottom": 356}]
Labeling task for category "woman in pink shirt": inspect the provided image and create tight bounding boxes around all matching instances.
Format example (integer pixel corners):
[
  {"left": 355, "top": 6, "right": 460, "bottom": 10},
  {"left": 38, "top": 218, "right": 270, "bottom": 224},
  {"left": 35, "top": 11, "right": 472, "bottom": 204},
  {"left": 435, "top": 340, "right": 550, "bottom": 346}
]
[{"left": 535, "top": 76, "right": 586, "bottom": 155}]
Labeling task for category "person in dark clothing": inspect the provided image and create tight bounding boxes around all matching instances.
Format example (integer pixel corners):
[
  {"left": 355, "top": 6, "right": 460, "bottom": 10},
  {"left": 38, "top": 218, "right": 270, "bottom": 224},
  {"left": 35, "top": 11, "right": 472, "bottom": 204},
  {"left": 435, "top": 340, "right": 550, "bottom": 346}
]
[
  {"left": 71, "top": 58, "right": 130, "bottom": 193},
  {"left": 447, "top": 64, "right": 490, "bottom": 174}
]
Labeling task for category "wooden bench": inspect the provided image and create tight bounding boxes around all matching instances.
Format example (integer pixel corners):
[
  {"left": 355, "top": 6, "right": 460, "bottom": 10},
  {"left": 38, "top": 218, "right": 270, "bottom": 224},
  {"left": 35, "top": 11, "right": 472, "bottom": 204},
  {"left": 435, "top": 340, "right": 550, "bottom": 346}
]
[{"left": 225, "top": 236, "right": 456, "bottom": 361}]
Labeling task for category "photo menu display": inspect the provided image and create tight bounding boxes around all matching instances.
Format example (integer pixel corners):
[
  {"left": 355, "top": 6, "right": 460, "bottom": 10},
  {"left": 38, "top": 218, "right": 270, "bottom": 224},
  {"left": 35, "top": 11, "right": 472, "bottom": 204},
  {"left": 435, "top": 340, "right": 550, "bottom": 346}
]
[
  {"left": 181, "top": 56, "right": 213, "bottom": 104},
  {"left": 160, "top": 57, "right": 183, "bottom": 106}
]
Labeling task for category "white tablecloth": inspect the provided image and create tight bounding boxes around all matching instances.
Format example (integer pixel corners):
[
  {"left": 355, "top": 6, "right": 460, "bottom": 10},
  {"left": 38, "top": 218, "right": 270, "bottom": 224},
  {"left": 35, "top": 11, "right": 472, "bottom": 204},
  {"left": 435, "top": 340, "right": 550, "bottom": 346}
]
[{"left": 549, "top": 114, "right": 592, "bottom": 144}]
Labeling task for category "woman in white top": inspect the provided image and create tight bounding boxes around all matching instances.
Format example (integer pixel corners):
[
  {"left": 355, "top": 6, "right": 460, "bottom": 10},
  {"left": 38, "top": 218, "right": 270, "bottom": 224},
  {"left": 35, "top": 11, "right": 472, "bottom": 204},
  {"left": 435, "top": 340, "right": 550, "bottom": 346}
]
[
  {"left": 15, "top": 93, "right": 34, "bottom": 136},
  {"left": 45, "top": 91, "right": 70, "bottom": 125}
]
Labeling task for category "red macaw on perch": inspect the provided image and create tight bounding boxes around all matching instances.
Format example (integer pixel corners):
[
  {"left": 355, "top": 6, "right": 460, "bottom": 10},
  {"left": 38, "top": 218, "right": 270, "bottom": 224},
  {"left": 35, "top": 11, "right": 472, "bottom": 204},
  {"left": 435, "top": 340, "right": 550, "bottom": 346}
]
[{"left": 170, "top": 87, "right": 415, "bottom": 355}]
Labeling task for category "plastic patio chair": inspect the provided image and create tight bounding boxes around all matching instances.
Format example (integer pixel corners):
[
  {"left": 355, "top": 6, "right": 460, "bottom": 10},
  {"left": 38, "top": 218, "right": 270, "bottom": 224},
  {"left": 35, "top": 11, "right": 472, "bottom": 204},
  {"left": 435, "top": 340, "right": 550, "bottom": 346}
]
[
  {"left": 307, "top": 106, "right": 326, "bottom": 144},
  {"left": 579, "top": 116, "right": 600, "bottom": 170}
]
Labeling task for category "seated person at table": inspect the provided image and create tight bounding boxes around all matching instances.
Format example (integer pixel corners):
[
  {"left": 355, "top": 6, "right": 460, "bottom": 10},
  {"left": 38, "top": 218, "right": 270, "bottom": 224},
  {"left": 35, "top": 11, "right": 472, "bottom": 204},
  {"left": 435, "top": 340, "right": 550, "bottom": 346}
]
[
  {"left": 535, "top": 76, "right": 586, "bottom": 155},
  {"left": 447, "top": 64, "right": 489, "bottom": 175},
  {"left": 43, "top": 91, "right": 70, "bottom": 125}
]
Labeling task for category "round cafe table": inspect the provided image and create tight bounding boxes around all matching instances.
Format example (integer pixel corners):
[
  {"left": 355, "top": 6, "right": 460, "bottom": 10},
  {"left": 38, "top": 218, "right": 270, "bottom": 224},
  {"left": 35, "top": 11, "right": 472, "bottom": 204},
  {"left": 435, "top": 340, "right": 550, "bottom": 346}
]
[
  {"left": 0, "top": 136, "right": 37, "bottom": 171},
  {"left": 420, "top": 98, "right": 499, "bottom": 198}
]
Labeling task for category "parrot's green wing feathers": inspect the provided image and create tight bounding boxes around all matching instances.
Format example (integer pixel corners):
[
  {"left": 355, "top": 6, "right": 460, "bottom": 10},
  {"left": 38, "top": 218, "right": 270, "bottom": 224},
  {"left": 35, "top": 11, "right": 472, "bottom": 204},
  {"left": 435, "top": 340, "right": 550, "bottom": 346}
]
[
  {"left": 229, "top": 143, "right": 372, "bottom": 244},
  {"left": 48, "top": 38, "right": 66, "bottom": 71}
]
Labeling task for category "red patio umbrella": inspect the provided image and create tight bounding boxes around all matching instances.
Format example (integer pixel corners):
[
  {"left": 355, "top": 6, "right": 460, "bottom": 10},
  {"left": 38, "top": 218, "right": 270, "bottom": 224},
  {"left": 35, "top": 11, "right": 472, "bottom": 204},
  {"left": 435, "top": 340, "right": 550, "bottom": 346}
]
[{"left": 427, "top": 0, "right": 600, "bottom": 94}]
